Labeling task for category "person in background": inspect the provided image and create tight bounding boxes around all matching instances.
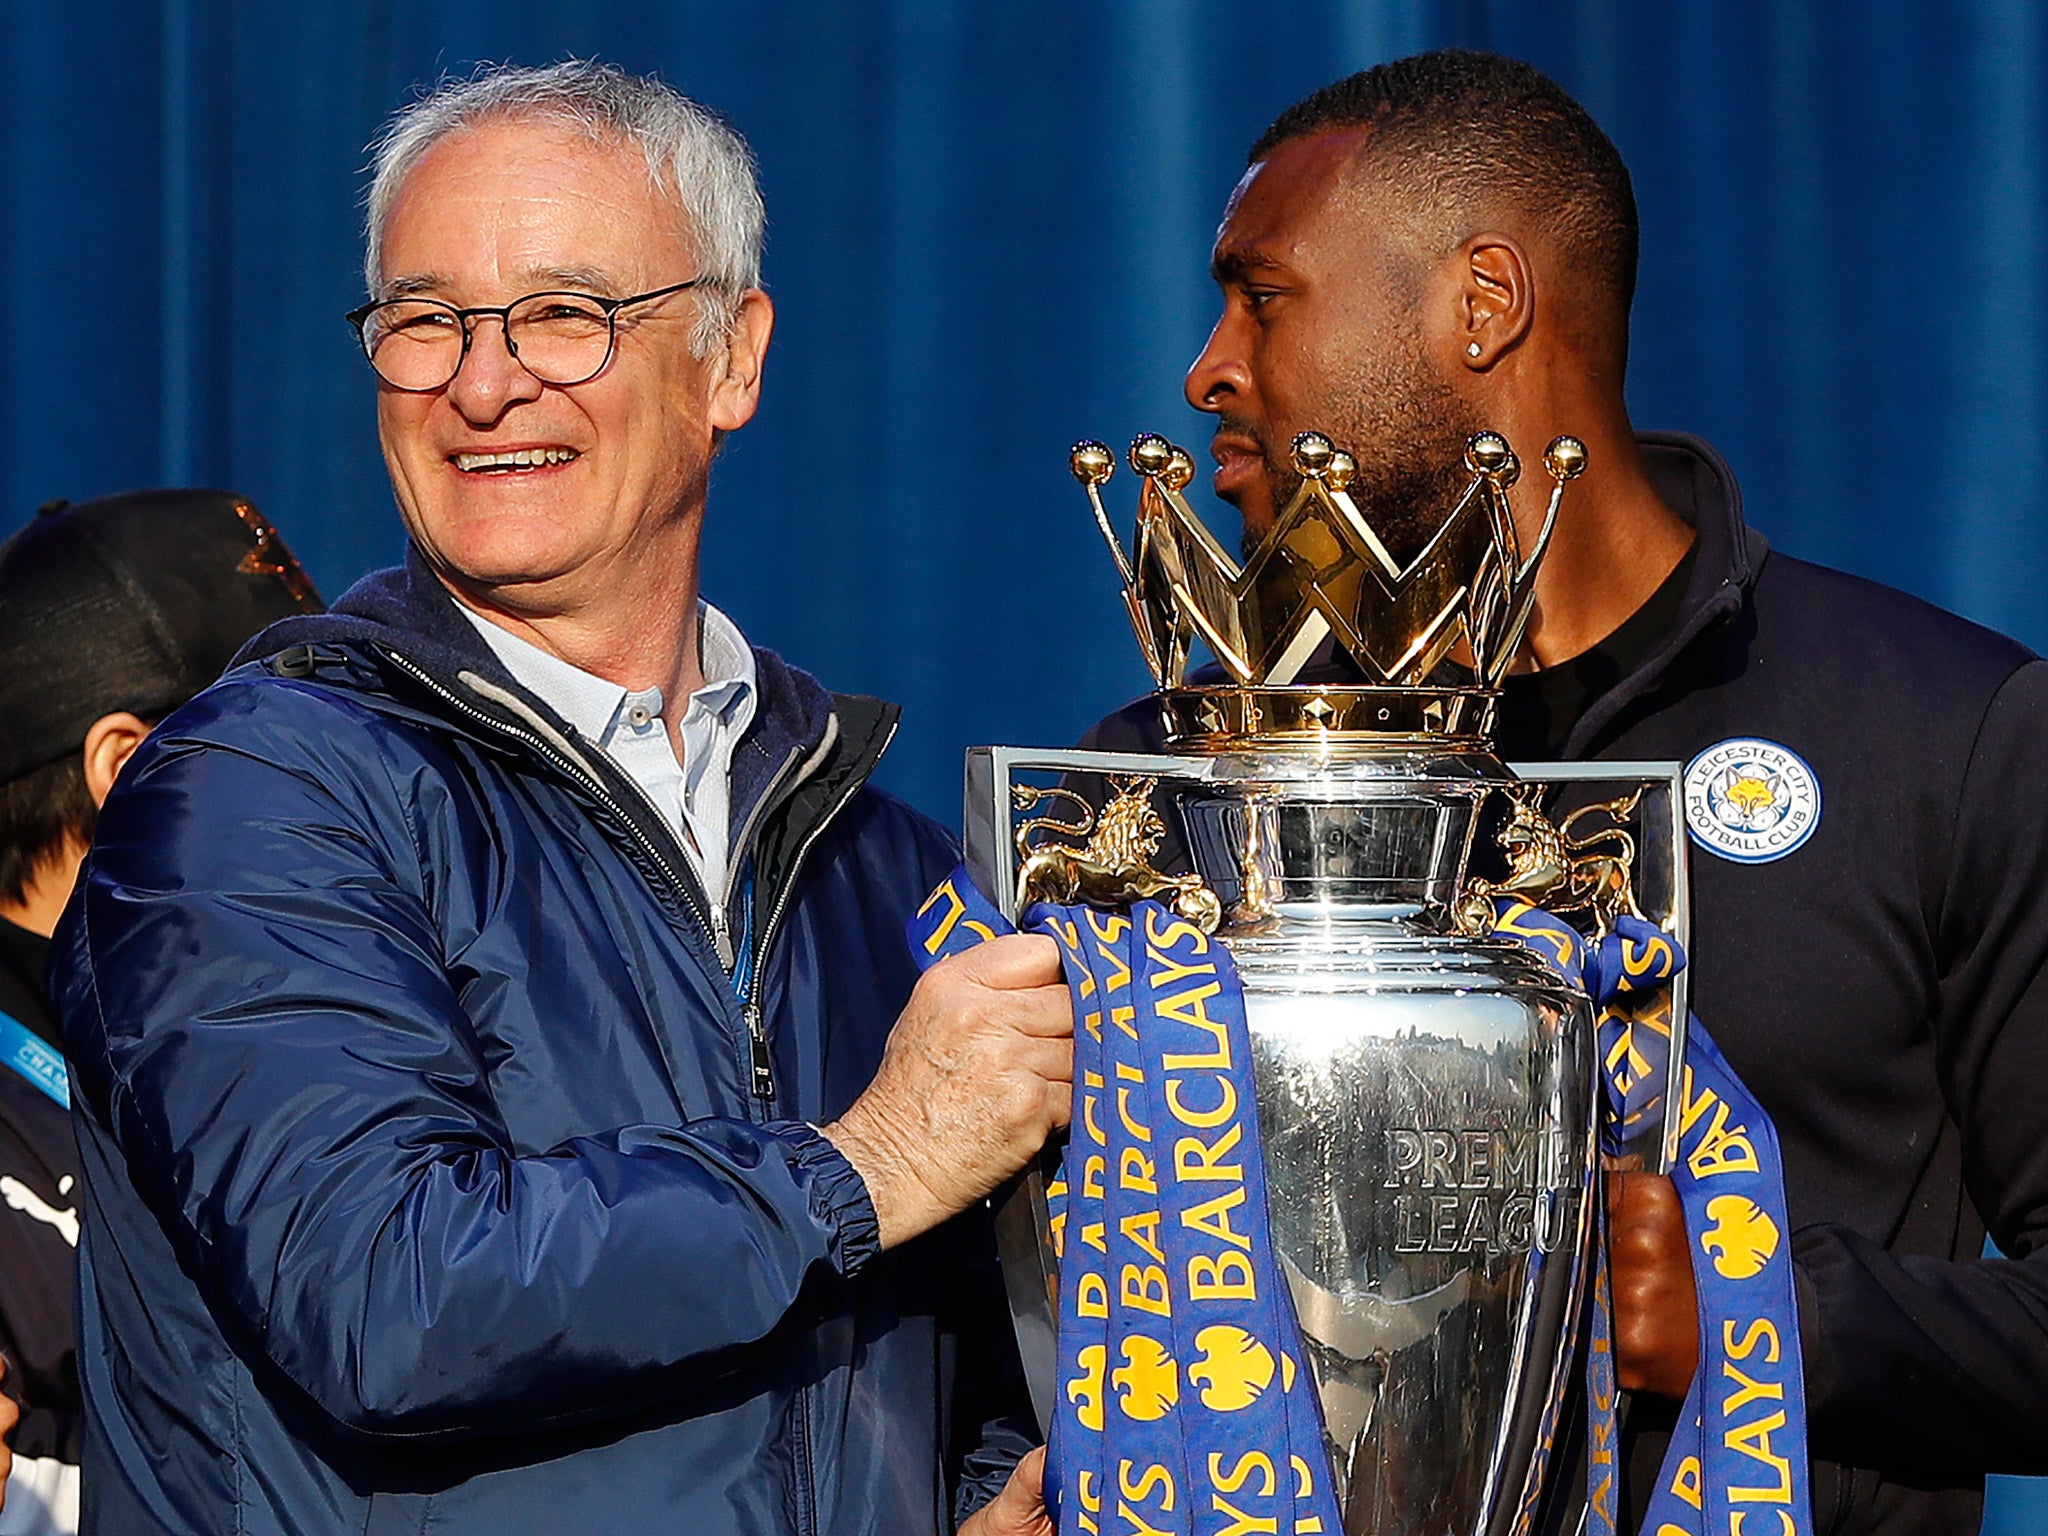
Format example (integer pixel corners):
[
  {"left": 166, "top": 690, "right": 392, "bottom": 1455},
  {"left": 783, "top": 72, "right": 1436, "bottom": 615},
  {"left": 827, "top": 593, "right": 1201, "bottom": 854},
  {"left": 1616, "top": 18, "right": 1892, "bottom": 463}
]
[{"left": 0, "top": 490, "right": 321, "bottom": 1536}]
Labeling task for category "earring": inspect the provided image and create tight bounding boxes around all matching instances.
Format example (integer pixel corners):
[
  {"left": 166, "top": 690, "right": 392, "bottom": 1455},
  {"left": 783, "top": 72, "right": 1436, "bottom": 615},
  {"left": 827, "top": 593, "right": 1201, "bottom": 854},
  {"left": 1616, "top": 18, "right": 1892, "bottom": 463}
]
[{"left": 1467, "top": 342, "right": 1484, "bottom": 358}]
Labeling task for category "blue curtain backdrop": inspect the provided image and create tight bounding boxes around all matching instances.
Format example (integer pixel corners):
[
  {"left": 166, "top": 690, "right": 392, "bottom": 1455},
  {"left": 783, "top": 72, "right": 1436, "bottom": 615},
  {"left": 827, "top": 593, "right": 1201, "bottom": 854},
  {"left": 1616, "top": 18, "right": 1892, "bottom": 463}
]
[
  {"left": 3, "top": 0, "right": 2045, "bottom": 823},
  {"left": 2, "top": 0, "right": 2045, "bottom": 1526}
]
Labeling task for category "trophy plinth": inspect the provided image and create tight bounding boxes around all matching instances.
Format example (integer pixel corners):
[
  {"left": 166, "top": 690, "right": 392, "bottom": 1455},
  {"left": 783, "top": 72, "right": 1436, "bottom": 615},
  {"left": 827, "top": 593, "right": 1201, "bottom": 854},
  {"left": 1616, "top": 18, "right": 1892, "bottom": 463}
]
[{"left": 974, "top": 429, "right": 1690, "bottom": 1535}]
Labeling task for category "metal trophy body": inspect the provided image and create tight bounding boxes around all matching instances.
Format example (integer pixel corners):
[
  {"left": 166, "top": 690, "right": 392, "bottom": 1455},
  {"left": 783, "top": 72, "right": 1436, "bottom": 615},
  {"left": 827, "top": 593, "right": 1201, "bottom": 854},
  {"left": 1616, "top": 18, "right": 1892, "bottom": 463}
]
[{"left": 968, "top": 430, "right": 1690, "bottom": 1535}]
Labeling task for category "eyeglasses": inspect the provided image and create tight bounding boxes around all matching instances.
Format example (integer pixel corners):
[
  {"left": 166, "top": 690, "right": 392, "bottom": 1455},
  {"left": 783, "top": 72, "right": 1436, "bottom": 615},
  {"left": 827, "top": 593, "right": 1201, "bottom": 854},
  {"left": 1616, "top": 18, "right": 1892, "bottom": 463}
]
[{"left": 345, "top": 278, "right": 708, "bottom": 392}]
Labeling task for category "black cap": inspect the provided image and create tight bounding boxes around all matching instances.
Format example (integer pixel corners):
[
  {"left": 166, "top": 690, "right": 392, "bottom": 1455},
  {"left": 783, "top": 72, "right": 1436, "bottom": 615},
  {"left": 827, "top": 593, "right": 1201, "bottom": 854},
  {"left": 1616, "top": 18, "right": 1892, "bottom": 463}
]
[{"left": 0, "top": 489, "right": 324, "bottom": 782}]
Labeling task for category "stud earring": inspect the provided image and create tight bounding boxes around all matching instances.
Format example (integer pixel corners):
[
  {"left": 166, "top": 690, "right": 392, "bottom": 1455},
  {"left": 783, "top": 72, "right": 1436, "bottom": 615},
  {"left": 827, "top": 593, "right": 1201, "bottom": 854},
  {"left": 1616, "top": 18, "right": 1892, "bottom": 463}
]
[{"left": 1467, "top": 342, "right": 1484, "bottom": 358}]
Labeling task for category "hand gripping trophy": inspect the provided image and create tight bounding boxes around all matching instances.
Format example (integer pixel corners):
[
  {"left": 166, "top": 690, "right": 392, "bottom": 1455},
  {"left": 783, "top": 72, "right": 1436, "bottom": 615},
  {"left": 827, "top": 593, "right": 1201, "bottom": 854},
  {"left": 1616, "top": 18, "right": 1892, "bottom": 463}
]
[{"left": 947, "top": 427, "right": 1712, "bottom": 1536}]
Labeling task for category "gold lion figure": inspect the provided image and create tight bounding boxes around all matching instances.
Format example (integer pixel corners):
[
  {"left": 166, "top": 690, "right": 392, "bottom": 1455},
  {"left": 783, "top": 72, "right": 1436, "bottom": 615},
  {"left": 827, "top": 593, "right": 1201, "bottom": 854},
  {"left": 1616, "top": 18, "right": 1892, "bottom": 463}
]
[
  {"left": 1455, "top": 785, "right": 1646, "bottom": 938},
  {"left": 1012, "top": 775, "right": 1222, "bottom": 933}
]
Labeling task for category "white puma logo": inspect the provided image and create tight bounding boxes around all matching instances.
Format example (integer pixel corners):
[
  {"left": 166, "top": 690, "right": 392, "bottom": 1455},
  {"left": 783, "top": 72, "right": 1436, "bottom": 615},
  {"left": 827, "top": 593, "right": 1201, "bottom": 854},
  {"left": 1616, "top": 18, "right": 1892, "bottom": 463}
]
[{"left": 1, "top": 1173, "right": 78, "bottom": 1247}]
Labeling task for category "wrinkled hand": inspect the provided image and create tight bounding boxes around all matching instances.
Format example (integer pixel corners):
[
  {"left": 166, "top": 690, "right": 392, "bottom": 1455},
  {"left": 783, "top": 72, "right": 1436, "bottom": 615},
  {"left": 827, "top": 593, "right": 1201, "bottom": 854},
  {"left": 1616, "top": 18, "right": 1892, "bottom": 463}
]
[
  {"left": 959, "top": 1447, "right": 1054, "bottom": 1536},
  {"left": 1609, "top": 1170, "right": 1699, "bottom": 1398},
  {"left": 825, "top": 935, "right": 1071, "bottom": 1248},
  {"left": 0, "top": 1354, "right": 16, "bottom": 1509}
]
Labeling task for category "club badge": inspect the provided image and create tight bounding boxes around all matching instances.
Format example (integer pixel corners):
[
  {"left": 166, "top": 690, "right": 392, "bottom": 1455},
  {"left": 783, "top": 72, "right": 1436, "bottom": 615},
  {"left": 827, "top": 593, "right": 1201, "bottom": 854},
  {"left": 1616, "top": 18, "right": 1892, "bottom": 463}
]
[{"left": 1683, "top": 738, "right": 1822, "bottom": 864}]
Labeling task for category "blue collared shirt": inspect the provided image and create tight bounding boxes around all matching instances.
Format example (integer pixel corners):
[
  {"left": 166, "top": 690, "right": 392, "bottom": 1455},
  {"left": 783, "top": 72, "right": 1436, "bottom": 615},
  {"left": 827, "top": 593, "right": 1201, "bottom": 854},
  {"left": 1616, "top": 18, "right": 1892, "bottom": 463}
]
[{"left": 458, "top": 601, "right": 758, "bottom": 901}]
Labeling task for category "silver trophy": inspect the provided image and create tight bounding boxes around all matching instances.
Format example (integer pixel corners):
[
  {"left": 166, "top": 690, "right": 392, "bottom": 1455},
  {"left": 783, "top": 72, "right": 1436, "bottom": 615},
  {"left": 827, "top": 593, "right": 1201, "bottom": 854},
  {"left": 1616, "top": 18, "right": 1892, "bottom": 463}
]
[{"left": 967, "top": 431, "right": 1689, "bottom": 1535}]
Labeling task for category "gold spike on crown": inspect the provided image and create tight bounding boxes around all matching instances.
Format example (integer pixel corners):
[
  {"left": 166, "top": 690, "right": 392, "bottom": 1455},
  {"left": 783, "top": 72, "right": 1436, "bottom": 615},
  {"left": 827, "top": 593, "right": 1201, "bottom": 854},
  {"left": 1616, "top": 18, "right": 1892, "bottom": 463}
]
[{"left": 1072, "top": 428, "right": 1587, "bottom": 749}]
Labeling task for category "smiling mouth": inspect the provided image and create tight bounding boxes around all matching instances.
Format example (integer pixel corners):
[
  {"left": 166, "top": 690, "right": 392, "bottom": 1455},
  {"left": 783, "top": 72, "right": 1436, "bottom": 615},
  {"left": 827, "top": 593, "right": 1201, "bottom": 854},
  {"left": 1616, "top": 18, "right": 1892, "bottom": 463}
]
[{"left": 452, "top": 448, "right": 580, "bottom": 474}]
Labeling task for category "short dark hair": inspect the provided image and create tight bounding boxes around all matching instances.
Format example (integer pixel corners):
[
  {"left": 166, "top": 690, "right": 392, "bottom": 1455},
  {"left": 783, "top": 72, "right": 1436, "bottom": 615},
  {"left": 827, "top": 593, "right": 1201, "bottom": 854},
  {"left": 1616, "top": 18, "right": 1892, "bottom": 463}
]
[
  {"left": 0, "top": 754, "right": 97, "bottom": 907},
  {"left": 1253, "top": 51, "right": 1639, "bottom": 329}
]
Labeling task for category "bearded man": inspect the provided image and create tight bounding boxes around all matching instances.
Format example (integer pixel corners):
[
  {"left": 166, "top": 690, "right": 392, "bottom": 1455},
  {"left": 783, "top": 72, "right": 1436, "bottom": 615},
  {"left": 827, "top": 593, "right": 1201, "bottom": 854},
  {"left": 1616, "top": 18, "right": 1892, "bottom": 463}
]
[{"left": 1087, "top": 50, "right": 2048, "bottom": 1535}]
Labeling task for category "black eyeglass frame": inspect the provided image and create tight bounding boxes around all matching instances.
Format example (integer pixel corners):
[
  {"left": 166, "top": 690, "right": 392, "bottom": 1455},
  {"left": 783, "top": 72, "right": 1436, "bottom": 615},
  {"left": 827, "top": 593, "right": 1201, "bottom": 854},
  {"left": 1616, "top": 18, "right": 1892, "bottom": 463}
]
[{"left": 344, "top": 277, "right": 710, "bottom": 391}]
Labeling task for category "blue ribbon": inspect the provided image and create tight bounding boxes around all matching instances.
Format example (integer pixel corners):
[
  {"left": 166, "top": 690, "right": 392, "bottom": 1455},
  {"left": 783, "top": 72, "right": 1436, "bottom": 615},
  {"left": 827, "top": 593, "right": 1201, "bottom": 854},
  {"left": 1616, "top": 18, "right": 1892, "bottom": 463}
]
[
  {"left": 0, "top": 1007, "right": 68, "bottom": 1109},
  {"left": 911, "top": 870, "right": 1341, "bottom": 1533},
  {"left": 1492, "top": 899, "right": 1812, "bottom": 1536}
]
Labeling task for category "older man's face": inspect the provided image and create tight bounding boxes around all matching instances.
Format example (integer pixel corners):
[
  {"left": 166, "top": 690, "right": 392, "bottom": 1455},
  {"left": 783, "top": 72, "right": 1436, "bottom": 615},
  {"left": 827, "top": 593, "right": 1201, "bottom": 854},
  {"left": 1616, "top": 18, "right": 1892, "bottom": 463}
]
[
  {"left": 1184, "top": 131, "right": 1478, "bottom": 561},
  {"left": 373, "top": 117, "right": 765, "bottom": 608}
]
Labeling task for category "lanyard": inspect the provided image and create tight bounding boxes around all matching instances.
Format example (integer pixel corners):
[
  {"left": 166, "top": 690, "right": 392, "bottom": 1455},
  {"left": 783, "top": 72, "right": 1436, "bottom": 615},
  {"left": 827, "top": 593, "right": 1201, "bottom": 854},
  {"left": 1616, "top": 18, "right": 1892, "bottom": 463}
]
[
  {"left": 0, "top": 1009, "right": 68, "bottom": 1110},
  {"left": 727, "top": 864, "right": 758, "bottom": 1006}
]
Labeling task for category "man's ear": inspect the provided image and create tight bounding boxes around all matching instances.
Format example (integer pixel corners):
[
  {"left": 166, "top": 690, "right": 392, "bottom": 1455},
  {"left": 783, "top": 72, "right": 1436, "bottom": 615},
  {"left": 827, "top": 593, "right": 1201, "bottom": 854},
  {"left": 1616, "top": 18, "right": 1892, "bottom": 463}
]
[
  {"left": 706, "top": 289, "right": 775, "bottom": 436},
  {"left": 81, "top": 712, "right": 153, "bottom": 808},
  {"left": 1453, "top": 234, "right": 1535, "bottom": 370}
]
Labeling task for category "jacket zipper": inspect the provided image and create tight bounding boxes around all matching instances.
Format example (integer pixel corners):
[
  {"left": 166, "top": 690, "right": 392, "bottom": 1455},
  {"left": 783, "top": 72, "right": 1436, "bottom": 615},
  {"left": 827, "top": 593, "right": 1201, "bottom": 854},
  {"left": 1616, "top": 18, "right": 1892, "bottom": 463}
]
[
  {"left": 706, "top": 901, "right": 732, "bottom": 967},
  {"left": 721, "top": 871, "right": 774, "bottom": 1102},
  {"left": 740, "top": 716, "right": 891, "bottom": 1536},
  {"left": 566, "top": 734, "right": 785, "bottom": 1107},
  {"left": 722, "top": 744, "right": 810, "bottom": 1103}
]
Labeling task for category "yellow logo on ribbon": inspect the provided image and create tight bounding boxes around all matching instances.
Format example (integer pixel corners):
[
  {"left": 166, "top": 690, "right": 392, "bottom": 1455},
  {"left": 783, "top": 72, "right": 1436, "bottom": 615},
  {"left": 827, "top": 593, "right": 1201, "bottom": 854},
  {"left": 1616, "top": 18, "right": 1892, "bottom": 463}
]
[
  {"left": 1070, "top": 1344, "right": 1108, "bottom": 1432},
  {"left": 1112, "top": 1336, "right": 1180, "bottom": 1421},
  {"left": 1699, "top": 1195, "right": 1781, "bottom": 1280},
  {"left": 1188, "top": 1325, "right": 1276, "bottom": 1412}
]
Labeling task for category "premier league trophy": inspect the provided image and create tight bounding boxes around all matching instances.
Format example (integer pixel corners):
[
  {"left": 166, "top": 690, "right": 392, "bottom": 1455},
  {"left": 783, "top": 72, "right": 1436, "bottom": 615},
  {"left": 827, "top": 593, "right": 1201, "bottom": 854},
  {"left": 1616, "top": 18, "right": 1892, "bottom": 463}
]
[{"left": 963, "top": 429, "right": 1691, "bottom": 1535}]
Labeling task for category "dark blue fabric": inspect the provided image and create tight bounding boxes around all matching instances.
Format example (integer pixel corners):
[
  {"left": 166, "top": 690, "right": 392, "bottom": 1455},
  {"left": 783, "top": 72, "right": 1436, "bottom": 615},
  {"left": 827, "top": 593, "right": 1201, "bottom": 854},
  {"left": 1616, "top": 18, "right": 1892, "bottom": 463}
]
[{"left": 50, "top": 558, "right": 1028, "bottom": 1534}]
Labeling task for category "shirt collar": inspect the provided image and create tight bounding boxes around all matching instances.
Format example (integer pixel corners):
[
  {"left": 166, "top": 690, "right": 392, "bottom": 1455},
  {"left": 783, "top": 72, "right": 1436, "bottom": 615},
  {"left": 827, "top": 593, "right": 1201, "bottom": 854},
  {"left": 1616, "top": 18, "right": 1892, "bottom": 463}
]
[
  {"left": 455, "top": 600, "right": 757, "bottom": 745},
  {"left": 690, "top": 600, "right": 758, "bottom": 724}
]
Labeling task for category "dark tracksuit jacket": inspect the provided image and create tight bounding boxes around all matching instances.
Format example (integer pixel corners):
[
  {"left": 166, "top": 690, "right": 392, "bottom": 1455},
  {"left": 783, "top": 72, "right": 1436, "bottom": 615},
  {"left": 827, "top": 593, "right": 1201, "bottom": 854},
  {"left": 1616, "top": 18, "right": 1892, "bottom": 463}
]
[
  {"left": 0, "top": 916, "right": 83, "bottom": 1469},
  {"left": 54, "top": 552, "right": 1031, "bottom": 1536},
  {"left": 1084, "top": 432, "right": 2048, "bottom": 1535}
]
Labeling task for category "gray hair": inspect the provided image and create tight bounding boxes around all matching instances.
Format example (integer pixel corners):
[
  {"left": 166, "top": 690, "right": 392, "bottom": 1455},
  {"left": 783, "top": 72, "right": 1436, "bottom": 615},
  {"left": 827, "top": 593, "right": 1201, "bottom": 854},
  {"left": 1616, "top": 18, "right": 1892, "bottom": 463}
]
[{"left": 364, "top": 60, "right": 764, "bottom": 356}]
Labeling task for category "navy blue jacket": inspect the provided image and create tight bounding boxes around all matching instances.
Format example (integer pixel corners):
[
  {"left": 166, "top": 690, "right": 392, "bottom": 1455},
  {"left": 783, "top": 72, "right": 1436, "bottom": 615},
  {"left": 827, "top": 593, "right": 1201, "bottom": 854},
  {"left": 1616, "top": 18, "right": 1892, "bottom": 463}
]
[{"left": 54, "top": 552, "right": 1030, "bottom": 1535}]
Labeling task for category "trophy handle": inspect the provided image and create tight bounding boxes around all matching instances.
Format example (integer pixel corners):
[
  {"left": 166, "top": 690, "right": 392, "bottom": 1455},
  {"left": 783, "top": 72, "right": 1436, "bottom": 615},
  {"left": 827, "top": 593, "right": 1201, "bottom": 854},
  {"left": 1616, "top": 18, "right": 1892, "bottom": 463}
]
[
  {"left": 964, "top": 746, "right": 1213, "bottom": 924},
  {"left": 991, "top": 1150, "right": 1063, "bottom": 1435},
  {"left": 968, "top": 745, "right": 1219, "bottom": 1437},
  {"left": 1504, "top": 759, "right": 1692, "bottom": 1174}
]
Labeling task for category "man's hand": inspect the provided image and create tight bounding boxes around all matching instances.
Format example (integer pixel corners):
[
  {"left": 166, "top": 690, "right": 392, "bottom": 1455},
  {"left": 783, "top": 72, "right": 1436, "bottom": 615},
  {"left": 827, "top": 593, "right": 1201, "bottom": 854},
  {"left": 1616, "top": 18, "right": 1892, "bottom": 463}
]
[
  {"left": 959, "top": 1447, "right": 1054, "bottom": 1536},
  {"left": 1608, "top": 1170, "right": 1699, "bottom": 1397},
  {"left": 825, "top": 935, "right": 1072, "bottom": 1248},
  {"left": 0, "top": 1354, "right": 16, "bottom": 1510}
]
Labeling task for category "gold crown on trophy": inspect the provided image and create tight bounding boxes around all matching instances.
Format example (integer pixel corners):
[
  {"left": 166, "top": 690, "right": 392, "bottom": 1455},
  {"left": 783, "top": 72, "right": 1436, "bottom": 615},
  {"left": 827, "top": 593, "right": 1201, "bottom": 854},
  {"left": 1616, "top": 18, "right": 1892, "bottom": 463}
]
[{"left": 1071, "top": 430, "right": 1587, "bottom": 726}]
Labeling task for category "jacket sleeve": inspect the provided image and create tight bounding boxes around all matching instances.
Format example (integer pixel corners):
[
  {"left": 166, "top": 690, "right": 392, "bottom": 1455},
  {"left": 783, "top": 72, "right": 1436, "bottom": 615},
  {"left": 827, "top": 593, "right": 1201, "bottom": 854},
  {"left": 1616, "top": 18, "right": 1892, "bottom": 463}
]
[
  {"left": 1793, "top": 658, "right": 2048, "bottom": 1475},
  {"left": 59, "top": 712, "right": 880, "bottom": 1445}
]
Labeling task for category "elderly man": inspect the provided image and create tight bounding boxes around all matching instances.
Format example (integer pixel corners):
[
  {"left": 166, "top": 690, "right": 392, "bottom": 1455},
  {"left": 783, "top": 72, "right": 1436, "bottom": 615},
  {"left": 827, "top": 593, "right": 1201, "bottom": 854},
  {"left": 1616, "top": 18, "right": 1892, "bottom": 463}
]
[
  {"left": 57, "top": 64, "right": 1061, "bottom": 1536},
  {"left": 1086, "top": 50, "right": 2048, "bottom": 1535}
]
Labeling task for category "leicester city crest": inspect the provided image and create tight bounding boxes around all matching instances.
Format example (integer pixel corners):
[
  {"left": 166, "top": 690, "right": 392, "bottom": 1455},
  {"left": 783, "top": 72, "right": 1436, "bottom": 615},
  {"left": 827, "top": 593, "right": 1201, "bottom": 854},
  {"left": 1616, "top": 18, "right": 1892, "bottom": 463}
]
[{"left": 1684, "top": 738, "right": 1822, "bottom": 863}]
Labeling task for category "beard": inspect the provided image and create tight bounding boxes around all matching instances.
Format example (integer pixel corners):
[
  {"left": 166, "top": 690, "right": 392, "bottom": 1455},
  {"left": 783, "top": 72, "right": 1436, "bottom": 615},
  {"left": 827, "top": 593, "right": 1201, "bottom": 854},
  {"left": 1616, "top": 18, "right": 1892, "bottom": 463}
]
[{"left": 1234, "top": 335, "right": 1482, "bottom": 566}]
